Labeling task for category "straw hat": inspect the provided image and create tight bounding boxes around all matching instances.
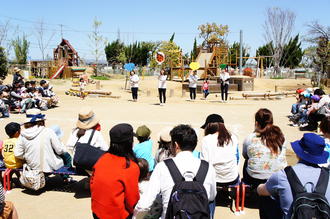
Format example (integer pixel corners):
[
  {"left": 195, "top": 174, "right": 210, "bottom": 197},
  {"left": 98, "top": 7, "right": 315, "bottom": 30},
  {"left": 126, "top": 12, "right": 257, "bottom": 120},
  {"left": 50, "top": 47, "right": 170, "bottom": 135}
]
[
  {"left": 76, "top": 107, "right": 99, "bottom": 130},
  {"left": 25, "top": 108, "right": 46, "bottom": 123},
  {"left": 13, "top": 67, "right": 21, "bottom": 73},
  {"left": 159, "top": 126, "right": 173, "bottom": 142}
]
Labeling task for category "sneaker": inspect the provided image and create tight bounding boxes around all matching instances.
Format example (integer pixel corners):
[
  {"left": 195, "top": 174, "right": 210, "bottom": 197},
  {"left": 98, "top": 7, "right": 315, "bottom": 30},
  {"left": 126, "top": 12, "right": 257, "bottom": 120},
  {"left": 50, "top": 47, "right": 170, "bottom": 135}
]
[
  {"left": 292, "top": 123, "right": 299, "bottom": 127},
  {"left": 299, "top": 123, "right": 308, "bottom": 128}
]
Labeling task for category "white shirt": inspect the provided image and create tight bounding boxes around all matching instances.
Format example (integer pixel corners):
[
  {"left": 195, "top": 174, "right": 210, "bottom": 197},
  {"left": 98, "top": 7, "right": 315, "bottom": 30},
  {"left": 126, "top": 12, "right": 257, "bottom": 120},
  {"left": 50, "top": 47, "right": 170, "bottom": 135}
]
[
  {"left": 158, "top": 75, "right": 167, "bottom": 89},
  {"left": 15, "top": 126, "right": 66, "bottom": 172},
  {"left": 130, "top": 74, "right": 140, "bottom": 88},
  {"left": 316, "top": 95, "right": 330, "bottom": 110},
  {"left": 135, "top": 151, "right": 216, "bottom": 219},
  {"left": 66, "top": 129, "right": 109, "bottom": 152},
  {"left": 201, "top": 133, "right": 239, "bottom": 183},
  {"left": 220, "top": 72, "right": 230, "bottom": 85},
  {"left": 188, "top": 74, "right": 199, "bottom": 88}
]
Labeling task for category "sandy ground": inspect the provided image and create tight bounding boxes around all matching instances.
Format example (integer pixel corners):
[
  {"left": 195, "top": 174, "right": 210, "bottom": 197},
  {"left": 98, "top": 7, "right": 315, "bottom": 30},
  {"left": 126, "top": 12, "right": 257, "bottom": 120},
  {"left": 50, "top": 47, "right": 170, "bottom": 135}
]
[{"left": 0, "top": 75, "right": 314, "bottom": 219}]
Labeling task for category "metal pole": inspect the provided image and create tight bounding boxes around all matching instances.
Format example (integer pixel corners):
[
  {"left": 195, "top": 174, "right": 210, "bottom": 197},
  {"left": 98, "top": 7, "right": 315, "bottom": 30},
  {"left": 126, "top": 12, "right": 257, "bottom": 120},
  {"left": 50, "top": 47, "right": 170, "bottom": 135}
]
[{"left": 239, "top": 30, "right": 243, "bottom": 75}]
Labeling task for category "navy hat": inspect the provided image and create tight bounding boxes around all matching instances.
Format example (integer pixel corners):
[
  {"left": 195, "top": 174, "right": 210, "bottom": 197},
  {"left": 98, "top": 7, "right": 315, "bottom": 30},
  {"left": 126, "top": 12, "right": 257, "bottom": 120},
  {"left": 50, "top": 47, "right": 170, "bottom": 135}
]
[
  {"left": 201, "top": 114, "right": 224, "bottom": 129},
  {"left": 109, "top": 123, "right": 134, "bottom": 143},
  {"left": 291, "top": 133, "right": 329, "bottom": 164}
]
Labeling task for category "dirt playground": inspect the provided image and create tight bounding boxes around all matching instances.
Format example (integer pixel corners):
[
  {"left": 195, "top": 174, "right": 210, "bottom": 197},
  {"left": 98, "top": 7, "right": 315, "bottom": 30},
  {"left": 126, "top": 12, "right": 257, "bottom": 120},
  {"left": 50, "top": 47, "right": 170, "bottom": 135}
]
[{"left": 0, "top": 76, "right": 315, "bottom": 219}]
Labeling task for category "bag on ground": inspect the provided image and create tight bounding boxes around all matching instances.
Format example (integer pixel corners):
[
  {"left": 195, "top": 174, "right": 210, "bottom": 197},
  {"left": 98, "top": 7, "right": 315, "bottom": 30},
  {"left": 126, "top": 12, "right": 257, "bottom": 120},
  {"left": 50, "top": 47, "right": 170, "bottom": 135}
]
[
  {"left": 285, "top": 166, "right": 330, "bottom": 219},
  {"left": 20, "top": 163, "right": 45, "bottom": 191},
  {"left": 164, "top": 159, "right": 210, "bottom": 219}
]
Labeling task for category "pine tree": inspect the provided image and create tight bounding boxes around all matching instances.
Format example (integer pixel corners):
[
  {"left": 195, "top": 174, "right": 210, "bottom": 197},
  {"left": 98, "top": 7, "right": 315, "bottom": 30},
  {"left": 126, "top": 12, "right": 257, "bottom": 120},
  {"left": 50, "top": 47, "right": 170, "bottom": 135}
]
[
  {"left": 280, "top": 34, "right": 303, "bottom": 68},
  {"left": 169, "top": 33, "right": 175, "bottom": 42},
  {"left": 190, "top": 38, "right": 198, "bottom": 61}
]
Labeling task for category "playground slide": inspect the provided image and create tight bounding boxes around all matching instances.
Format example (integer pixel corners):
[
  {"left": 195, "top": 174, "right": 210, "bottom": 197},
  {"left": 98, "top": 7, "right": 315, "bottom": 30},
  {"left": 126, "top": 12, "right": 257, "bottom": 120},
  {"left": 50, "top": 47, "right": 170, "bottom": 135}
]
[
  {"left": 51, "top": 65, "right": 65, "bottom": 79},
  {"left": 195, "top": 53, "right": 212, "bottom": 78}
]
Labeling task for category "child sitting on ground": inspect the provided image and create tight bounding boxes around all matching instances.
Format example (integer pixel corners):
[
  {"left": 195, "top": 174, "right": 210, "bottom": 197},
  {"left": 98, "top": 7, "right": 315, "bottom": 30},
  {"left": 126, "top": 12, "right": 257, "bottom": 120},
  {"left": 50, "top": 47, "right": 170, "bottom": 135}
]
[
  {"left": 134, "top": 158, "right": 162, "bottom": 219},
  {"left": 0, "top": 91, "right": 9, "bottom": 118},
  {"left": 3, "top": 122, "right": 23, "bottom": 169},
  {"left": 133, "top": 125, "right": 155, "bottom": 172}
]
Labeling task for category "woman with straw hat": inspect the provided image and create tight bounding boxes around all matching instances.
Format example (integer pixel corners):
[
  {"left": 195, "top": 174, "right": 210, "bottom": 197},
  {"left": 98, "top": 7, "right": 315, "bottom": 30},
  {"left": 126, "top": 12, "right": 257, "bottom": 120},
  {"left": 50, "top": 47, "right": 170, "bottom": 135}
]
[
  {"left": 66, "top": 107, "right": 108, "bottom": 173},
  {"left": 12, "top": 67, "right": 24, "bottom": 85}
]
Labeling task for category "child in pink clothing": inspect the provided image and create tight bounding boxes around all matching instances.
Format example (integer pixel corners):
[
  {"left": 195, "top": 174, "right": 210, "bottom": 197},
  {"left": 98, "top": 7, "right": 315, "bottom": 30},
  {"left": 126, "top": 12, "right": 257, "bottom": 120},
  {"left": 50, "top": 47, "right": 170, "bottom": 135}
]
[{"left": 202, "top": 78, "right": 209, "bottom": 99}]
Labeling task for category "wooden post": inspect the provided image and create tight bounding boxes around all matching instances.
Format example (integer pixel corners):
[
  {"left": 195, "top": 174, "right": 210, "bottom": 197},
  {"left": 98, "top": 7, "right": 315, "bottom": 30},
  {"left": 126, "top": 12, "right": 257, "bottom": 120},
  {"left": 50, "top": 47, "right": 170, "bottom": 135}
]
[
  {"left": 96, "top": 81, "right": 101, "bottom": 90},
  {"left": 170, "top": 89, "right": 174, "bottom": 97}
]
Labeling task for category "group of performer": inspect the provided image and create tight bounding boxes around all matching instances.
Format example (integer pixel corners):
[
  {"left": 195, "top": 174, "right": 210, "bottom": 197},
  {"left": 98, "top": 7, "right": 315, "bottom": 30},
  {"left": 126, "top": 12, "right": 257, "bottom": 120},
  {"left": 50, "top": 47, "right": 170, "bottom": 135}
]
[{"left": 129, "top": 66, "right": 231, "bottom": 104}]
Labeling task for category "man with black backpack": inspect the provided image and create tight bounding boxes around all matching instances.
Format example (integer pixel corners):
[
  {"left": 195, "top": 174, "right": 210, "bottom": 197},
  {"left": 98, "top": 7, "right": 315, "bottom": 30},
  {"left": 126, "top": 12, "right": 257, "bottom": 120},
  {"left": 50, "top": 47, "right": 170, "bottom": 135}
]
[
  {"left": 257, "top": 133, "right": 330, "bottom": 219},
  {"left": 135, "top": 124, "right": 216, "bottom": 219}
]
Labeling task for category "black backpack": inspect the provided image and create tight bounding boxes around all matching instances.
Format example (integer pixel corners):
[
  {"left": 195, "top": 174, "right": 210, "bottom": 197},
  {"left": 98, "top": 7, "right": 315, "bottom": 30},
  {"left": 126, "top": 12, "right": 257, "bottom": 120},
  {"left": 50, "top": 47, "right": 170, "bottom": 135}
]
[
  {"left": 164, "top": 159, "right": 210, "bottom": 219},
  {"left": 285, "top": 166, "right": 330, "bottom": 219}
]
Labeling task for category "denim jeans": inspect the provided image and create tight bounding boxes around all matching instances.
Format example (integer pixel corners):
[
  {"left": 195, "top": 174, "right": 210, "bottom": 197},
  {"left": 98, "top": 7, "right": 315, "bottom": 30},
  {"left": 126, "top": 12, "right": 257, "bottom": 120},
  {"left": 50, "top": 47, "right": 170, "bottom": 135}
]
[{"left": 209, "top": 200, "right": 216, "bottom": 218}]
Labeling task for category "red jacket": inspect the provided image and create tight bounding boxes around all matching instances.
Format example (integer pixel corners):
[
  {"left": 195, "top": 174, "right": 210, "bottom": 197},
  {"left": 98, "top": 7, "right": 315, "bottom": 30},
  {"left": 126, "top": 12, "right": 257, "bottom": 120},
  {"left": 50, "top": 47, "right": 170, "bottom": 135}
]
[{"left": 90, "top": 153, "right": 140, "bottom": 219}]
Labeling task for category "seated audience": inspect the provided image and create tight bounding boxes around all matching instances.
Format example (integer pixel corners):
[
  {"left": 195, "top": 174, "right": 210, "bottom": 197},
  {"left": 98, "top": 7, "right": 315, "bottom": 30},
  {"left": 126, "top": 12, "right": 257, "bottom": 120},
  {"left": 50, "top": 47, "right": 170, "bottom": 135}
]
[
  {"left": 257, "top": 133, "right": 330, "bottom": 219},
  {"left": 90, "top": 123, "right": 140, "bottom": 219},
  {"left": 134, "top": 125, "right": 155, "bottom": 172},
  {"left": 135, "top": 124, "right": 216, "bottom": 219},
  {"left": 243, "top": 108, "right": 287, "bottom": 219},
  {"left": 201, "top": 117, "right": 239, "bottom": 186},
  {"left": 3, "top": 122, "right": 23, "bottom": 169},
  {"left": 319, "top": 117, "right": 330, "bottom": 167},
  {"left": 155, "top": 126, "right": 173, "bottom": 163},
  {"left": 66, "top": 107, "right": 108, "bottom": 174},
  {"left": 14, "top": 109, "right": 67, "bottom": 175},
  {"left": 0, "top": 183, "right": 19, "bottom": 219}
]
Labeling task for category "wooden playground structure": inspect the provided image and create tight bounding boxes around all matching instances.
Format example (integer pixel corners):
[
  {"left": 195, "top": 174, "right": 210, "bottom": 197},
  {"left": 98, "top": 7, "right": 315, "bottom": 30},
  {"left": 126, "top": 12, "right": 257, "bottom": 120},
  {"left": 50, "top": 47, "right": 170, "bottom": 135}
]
[
  {"left": 30, "top": 38, "right": 85, "bottom": 79},
  {"left": 170, "top": 44, "right": 273, "bottom": 80}
]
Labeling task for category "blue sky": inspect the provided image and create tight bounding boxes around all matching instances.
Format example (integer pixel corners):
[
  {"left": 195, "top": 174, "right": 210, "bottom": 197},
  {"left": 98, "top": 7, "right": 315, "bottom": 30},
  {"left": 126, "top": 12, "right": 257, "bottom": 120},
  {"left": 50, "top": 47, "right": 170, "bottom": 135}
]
[{"left": 1, "top": 0, "right": 329, "bottom": 60}]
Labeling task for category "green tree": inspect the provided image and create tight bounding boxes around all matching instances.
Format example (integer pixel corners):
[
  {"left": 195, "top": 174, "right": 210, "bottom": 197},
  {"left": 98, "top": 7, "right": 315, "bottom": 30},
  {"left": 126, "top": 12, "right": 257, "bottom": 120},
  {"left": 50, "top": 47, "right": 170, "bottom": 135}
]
[
  {"left": 0, "top": 47, "right": 8, "bottom": 79},
  {"left": 105, "top": 39, "right": 126, "bottom": 67},
  {"left": 229, "top": 42, "right": 249, "bottom": 66},
  {"left": 190, "top": 38, "right": 198, "bottom": 61},
  {"left": 11, "top": 35, "right": 29, "bottom": 64},
  {"left": 280, "top": 34, "right": 303, "bottom": 68},
  {"left": 169, "top": 33, "right": 175, "bottom": 42},
  {"left": 125, "top": 41, "right": 158, "bottom": 66},
  {"left": 150, "top": 41, "right": 181, "bottom": 68},
  {"left": 198, "top": 22, "right": 229, "bottom": 50},
  {"left": 256, "top": 42, "right": 274, "bottom": 68}
]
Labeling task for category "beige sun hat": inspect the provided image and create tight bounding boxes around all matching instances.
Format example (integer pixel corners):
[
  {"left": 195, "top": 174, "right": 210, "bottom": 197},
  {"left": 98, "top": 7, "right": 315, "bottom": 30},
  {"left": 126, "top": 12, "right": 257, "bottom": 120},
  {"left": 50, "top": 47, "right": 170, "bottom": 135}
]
[
  {"left": 159, "top": 126, "right": 173, "bottom": 142},
  {"left": 13, "top": 67, "right": 21, "bottom": 73},
  {"left": 25, "top": 108, "right": 46, "bottom": 123},
  {"left": 76, "top": 107, "right": 99, "bottom": 130}
]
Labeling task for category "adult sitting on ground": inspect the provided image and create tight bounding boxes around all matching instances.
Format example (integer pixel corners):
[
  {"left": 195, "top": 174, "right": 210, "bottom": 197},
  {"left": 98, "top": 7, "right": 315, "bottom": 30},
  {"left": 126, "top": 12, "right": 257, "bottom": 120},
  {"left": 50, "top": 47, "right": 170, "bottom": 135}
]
[
  {"left": 258, "top": 133, "right": 330, "bottom": 219},
  {"left": 14, "top": 109, "right": 67, "bottom": 175},
  {"left": 38, "top": 80, "right": 58, "bottom": 108},
  {"left": 66, "top": 107, "right": 108, "bottom": 174},
  {"left": 242, "top": 108, "right": 287, "bottom": 219},
  {"left": 303, "top": 89, "right": 330, "bottom": 131},
  {"left": 135, "top": 124, "right": 216, "bottom": 219},
  {"left": 12, "top": 67, "right": 24, "bottom": 86},
  {"left": 91, "top": 123, "right": 140, "bottom": 219}
]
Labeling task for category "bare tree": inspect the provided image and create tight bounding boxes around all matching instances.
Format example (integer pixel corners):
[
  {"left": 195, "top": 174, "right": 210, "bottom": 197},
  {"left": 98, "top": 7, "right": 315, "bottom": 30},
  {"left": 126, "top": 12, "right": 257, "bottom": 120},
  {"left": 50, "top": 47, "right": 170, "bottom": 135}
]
[
  {"left": 306, "top": 21, "right": 330, "bottom": 77},
  {"left": 89, "top": 17, "right": 105, "bottom": 76},
  {"left": 0, "top": 20, "right": 19, "bottom": 57},
  {"left": 35, "top": 19, "right": 55, "bottom": 61},
  {"left": 264, "top": 7, "right": 296, "bottom": 76}
]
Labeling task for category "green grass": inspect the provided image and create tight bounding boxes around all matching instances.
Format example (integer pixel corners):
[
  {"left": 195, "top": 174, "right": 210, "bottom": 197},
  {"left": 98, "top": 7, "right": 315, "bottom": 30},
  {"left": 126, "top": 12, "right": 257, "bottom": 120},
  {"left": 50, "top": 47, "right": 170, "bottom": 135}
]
[
  {"left": 91, "top": 75, "right": 110, "bottom": 80},
  {"left": 271, "top": 76, "right": 285, "bottom": 79}
]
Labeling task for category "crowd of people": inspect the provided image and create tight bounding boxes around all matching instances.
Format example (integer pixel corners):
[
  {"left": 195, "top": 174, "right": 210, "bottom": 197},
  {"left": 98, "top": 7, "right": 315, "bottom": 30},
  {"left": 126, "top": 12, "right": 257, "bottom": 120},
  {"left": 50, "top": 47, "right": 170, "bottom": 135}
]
[
  {"left": 290, "top": 88, "right": 330, "bottom": 131},
  {"left": 0, "top": 67, "right": 58, "bottom": 118},
  {"left": 0, "top": 105, "right": 329, "bottom": 219}
]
